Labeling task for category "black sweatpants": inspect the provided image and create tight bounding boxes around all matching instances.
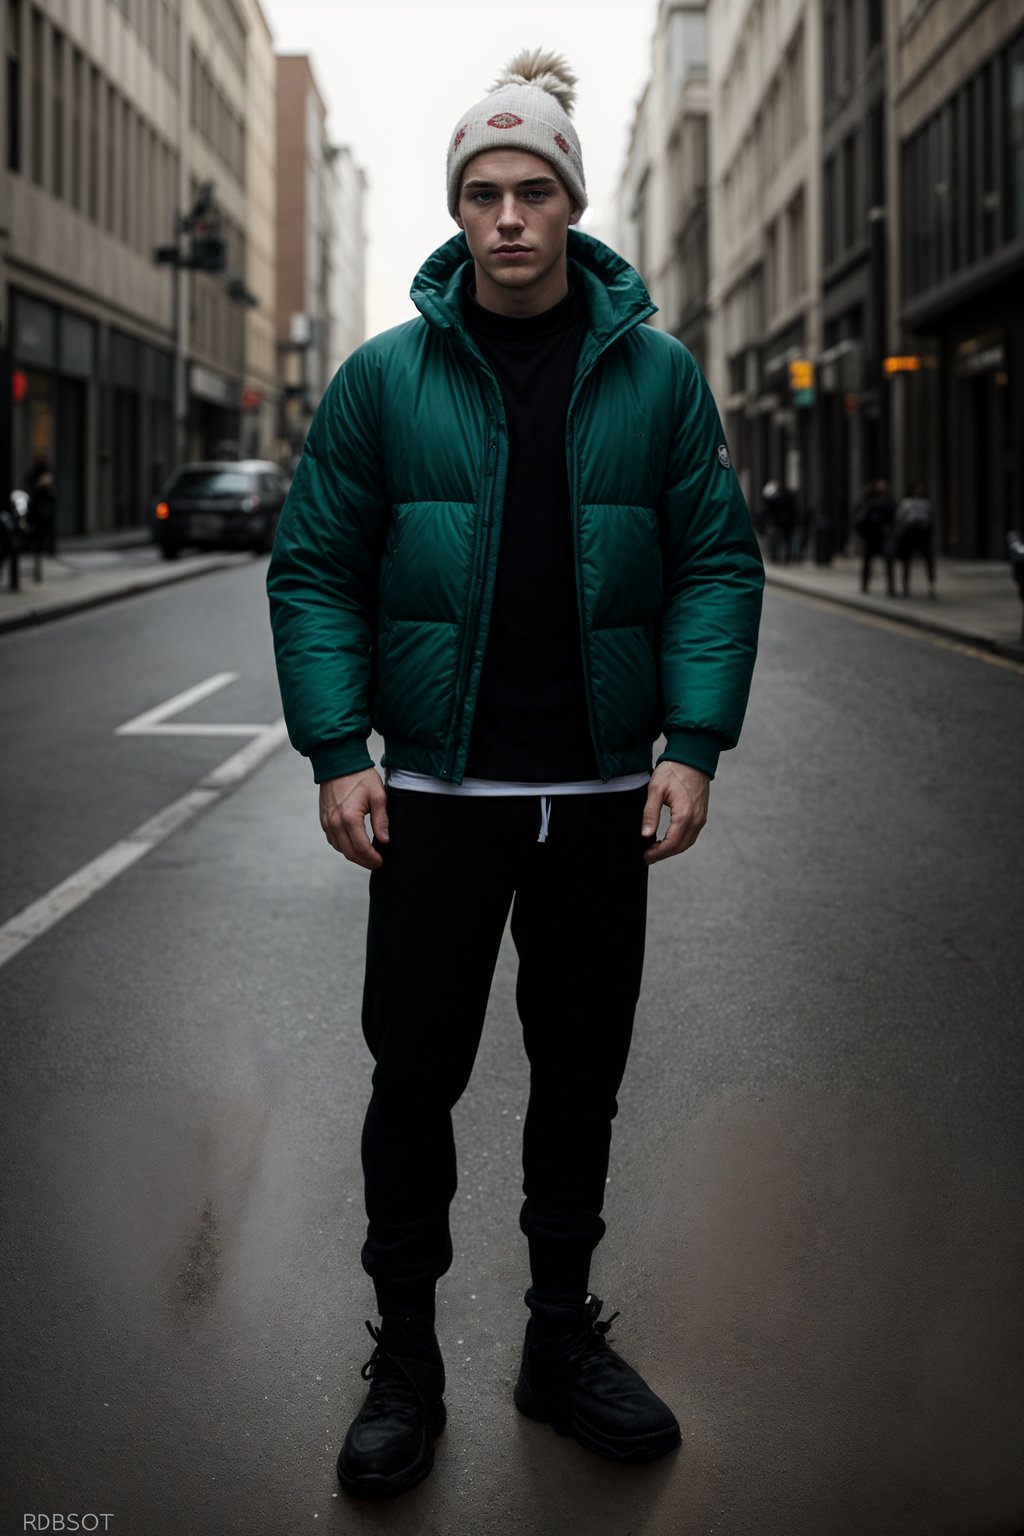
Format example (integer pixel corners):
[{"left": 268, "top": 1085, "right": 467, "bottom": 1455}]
[{"left": 359, "top": 786, "right": 650, "bottom": 1321}]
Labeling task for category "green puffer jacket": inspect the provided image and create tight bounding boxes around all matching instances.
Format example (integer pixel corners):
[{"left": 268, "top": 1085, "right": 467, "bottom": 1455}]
[{"left": 268, "top": 230, "right": 764, "bottom": 784}]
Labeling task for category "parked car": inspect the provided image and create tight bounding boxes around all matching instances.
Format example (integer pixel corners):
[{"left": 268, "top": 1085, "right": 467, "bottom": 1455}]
[{"left": 152, "top": 460, "right": 288, "bottom": 559}]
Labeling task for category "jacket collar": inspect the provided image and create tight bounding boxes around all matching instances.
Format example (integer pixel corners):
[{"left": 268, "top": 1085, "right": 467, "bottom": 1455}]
[{"left": 410, "top": 229, "right": 657, "bottom": 351}]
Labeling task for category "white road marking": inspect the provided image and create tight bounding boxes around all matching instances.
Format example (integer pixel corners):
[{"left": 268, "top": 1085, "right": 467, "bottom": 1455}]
[
  {"left": 0, "top": 718, "right": 289, "bottom": 972},
  {"left": 117, "top": 672, "right": 247, "bottom": 735}
]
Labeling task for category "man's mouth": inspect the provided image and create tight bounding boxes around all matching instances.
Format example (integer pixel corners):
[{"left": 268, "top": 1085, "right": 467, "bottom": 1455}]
[{"left": 494, "top": 245, "right": 530, "bottom": 254}]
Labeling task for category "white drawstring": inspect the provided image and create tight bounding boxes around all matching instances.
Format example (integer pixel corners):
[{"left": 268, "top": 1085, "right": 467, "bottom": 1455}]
[{"left": 537, "top": 796, "right": 552, "bottom": 844}]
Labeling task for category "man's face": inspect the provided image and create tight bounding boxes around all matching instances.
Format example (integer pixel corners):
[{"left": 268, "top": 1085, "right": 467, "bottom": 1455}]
[{"left": 454, "top": 149, "right": 581, "bottom": 315}]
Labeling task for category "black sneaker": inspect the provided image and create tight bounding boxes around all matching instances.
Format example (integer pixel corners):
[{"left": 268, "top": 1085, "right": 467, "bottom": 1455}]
[
  {"left": 336, "top": 1320, "right": 446, "bottom": 1499},
  {"left": 514, "top": 1295, "right": 681, "bottom": 1464}
]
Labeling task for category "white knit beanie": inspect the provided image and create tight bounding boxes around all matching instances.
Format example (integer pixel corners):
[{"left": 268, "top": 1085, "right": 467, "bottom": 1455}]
[{"left": 446, "top": 48, "right": 588, "bottom": 218}]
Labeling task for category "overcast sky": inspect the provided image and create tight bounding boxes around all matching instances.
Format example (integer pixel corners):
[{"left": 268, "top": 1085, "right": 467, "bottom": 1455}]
[{"left": 260, "top": 0, "right": 660, "bottom": 337}]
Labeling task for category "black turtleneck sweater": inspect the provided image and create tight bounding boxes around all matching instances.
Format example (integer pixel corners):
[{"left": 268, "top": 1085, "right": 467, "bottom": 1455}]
[{"left": 462, "top": 284, "right": 599, "bottom": 782}]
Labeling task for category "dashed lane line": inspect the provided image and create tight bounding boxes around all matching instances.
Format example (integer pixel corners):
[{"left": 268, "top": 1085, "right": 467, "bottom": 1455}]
[{"left": 0, "top": 720, "right": 289, "bottom": 972}]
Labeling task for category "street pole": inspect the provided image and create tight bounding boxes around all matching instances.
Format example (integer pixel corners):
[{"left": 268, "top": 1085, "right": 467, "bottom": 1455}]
[{"left": 172, "top": 238, "right": 187, "bottom": 471}]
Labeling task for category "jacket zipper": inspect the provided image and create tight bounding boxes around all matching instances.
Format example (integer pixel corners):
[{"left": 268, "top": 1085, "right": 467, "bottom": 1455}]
[
  {"left": 566, "top": 346, "right": 606, "bottom": 779},
  {"left": 442, "top": 347, "right": 507, "bottom": 780}
]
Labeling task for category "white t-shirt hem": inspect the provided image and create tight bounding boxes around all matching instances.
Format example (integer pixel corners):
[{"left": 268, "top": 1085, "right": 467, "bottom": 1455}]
[{"left": 385, "top": 770, "right": 650, "bottom": 797}]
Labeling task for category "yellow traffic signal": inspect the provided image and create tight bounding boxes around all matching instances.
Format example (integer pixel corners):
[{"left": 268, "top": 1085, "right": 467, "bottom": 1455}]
[{"left": 788, "top": 359, "right": 814, "bottom": 391}]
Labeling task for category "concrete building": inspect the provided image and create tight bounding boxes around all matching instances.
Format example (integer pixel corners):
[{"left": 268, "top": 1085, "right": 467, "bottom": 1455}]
[
  {"left": 325, "top": 142, "right": 367, "bottom": 383},
  {"left": 891, "top": 0, "right": 1023, "bottom": 558},
  {"left": 276, "top": 54, "right": 366, "bottom": 462},
  {"left": 1, "top": 0, "right": 276, "bottom": 535},
  {"left": 616, "top": 2, "right": 712, "bottom": 372},
  {"left": 818, "top": 0, "right": 889, "bottom": 553},
  {"left": 184, "top": 0, "right": 250, "bottom": 464},
  {"left": 238, "top": 0, "right": 278, "bottom": 461},
  {"left": 708, "top": 0, "right": 822, "bottom": 521},
  {"left": 2, "top": 0, "right": 186, "bottom": 534}
]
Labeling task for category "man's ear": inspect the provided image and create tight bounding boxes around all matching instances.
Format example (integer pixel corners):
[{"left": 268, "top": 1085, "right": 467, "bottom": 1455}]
[
  {"left": 569, "top": 204, "right": 583, "bottom": 227},
  {"left": 453, "top": 211, "right": 465, "bottom": 230}
]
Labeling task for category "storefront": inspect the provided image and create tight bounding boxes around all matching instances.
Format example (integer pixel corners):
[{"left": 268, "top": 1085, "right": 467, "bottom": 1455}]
[
  {"left": 10, "top": 290, "right": 93, "bottom": 538},
  {"left": 7, "top": 289, "right": 174, "bottom": 535}
]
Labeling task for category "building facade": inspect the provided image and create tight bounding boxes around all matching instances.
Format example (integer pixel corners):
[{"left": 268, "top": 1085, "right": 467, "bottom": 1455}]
[
  {"left": 275, "top": 56, "right": 366, "bottom": 463},
  {"left": 892, "top": 0, "right": 1023, "bottom": 557},
  {"left": 616, "top": 2, "right": 712, "bottom": 372},
  {"left": 818, "top": 0, "right": 888, "bottom": 553},
  {"left": 325, "top": 141, "right": 366, "bottom": 383},
  {"left": 2, "top": 0, "right": 185, "bottom": 534},
  {"left": 238, "top": 0, "right": 277, "bottom": 461},
  {"left": 1, "top": 0, "right": 277, "bottom": 536},
  {"left": 708, "top": 0, "right": 822, "bottom": 522}
]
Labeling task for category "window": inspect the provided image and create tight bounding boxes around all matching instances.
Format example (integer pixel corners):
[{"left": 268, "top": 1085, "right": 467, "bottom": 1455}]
[
  {"left": 106, "top": 82, "right": 116, "bottom": 232},
  {"left": 842, "top": 132, "right": 856, "bottom": 249},
  {"left": 121, "top": 101, "right": 131, "bottom": 244},
  {"left": 88, "top": 65, "right": 99, "bottom": 220},
  {"left": 70, "top": 48, "right": 81, "bottom": 208},
  {"left": 30, "top": 4, "right": 42, "bottom": 185},
  {"left": 6, "top": 0, "right": 21, "bottom": 173},
  {"left": 1010, "top": 36, "right": 1024, "bottom": 238},
  {"left": 867, "top": 0, "right": 883, "bottom": 51},
  {"left": 787, "top": 189, "right": 806, "bottom": 300},
  {"left": 824, "top": 153, "right": 836, "bottom": 265},
  {"left": 51, "top": 28, "right": 63, "bottom": 197}
]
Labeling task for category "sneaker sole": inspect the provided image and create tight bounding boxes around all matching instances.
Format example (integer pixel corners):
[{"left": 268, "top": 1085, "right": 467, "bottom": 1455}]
[
  {"left": 514, "top": 1373, "right": 681, "bottom": 1465},
  {"left": 336, "top": 1400, "right": 446, "bottom": 1499}
]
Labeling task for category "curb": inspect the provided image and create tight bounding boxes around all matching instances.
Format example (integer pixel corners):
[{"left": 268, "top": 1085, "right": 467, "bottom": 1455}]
[
  {"left": 764, "top": 568, "right": 1024, "bottom": 666},
  {"left": 0, "top": 553, "right": 251, "bottom": 635}
]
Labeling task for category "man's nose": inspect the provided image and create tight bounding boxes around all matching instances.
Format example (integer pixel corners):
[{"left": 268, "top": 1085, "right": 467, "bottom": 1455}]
[{"left": 496, "top": 196, "right": 524, "bottom": 229}]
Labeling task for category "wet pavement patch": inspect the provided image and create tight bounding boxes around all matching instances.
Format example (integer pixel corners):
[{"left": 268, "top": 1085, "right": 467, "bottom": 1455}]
[{"left": 173, "top": 1197, "right": 221, "bottom": 1310}]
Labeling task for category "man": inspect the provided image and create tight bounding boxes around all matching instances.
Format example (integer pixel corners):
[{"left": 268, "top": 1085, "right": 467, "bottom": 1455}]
[{"left": 268, "top": 48, "right": 763, "bottom": 1500}]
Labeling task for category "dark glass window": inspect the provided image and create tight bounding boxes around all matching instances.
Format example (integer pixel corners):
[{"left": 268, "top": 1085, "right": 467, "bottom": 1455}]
[
  {"left": 6, "top": 0, "right": 21, "bottom": 174},
  {"left": 824, "top": 153, "right": 836, "bottom": 265},
  {"left": 842, "top": 132, "right": 856, "bottom": 249},
  {"left": 1009, "top": 36, "right": 1024, "bottom": 238},
  {"left": 30, "top": 4, "right": 42, "bottom": 185},
  {"left": 70, "top": 47, "right": 81, "bottom": 208},
  {"left": 51, "top": 28, "right": 62, "bottom": 197},
  {"left": 867, "top": 0, "right": 883, "bottom": 51},
  {"left": 88, "top": 65, "right": 99, "bottom": 220},
  {"left": 169, "top": 469, "right": 256, "bottom": 497}
]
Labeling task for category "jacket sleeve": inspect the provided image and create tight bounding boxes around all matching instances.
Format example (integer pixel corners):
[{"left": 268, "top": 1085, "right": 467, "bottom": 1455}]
[
  {"left": 656, "top": 350, "right": 764, "bottom": 779},
  {"left": 266, "top": 345, "right": 390, "bottom": 782}
]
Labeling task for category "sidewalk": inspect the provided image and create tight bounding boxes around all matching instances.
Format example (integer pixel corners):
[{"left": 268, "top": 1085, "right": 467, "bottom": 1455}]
[
  {"left": 763, "top": 550, "right": 1024, "bottom": 664},
  {"left": 0, "top": 539, "right": 252, "bottom": 633}
]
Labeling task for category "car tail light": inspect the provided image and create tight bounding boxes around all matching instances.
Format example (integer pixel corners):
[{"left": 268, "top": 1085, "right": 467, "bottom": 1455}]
[{"left": 155, "top": 501, "right": 170, "bottom": 520}]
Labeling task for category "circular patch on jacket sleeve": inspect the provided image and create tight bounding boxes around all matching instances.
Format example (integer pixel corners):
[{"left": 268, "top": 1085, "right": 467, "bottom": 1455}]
[{"left": 717, "top": 444, "right": 731, "bottom": 469}]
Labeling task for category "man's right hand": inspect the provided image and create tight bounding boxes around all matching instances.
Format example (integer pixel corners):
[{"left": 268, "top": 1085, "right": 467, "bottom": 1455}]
[{"left": 319, "top": 769, "right": 389, "bottom": 870}]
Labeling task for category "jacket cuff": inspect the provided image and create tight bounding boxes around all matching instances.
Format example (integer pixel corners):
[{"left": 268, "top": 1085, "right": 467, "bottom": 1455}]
[
  {"left": 656, "top": 729, "right": 723, "bottom": 781},
  {"left": 309, "top": 737, "right": 375, "bottom": 783}
]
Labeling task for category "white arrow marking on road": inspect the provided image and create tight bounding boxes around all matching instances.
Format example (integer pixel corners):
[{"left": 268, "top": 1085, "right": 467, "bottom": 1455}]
[
  {"left": 0, "top": 719, "right": 289, "bottom": 971},
  {"left": 116, "top": 671, "right": 269, "bottom": 737}
]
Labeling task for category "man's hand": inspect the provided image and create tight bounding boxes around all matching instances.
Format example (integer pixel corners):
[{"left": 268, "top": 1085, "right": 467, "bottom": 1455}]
[
  {"left": 641, "top": 761, "right": 710, "bottom": 865},
  {"left": 319, "top": 769, "right": 389, "bottom": 870}
]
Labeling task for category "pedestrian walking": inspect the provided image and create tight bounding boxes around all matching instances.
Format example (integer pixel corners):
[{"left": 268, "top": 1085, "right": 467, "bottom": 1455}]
[
  {"left": 894, "top": 481, "right": 936, "bottom": 598},
  {"left": 762, "top": 480, "right": 798, "bottom": 565},
  {"left": 267, "top": 47, "right": 764, "bottom": 1501},
  {"left": 25, "top": 455, "right": 57, "bottom": 557},
  {"left": 851, "top": 478, "right": 896, "bottom": 595}
]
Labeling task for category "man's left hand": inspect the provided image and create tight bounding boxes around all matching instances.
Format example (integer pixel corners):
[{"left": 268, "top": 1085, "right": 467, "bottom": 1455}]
[{"left": 641, "top": 762, "right": 710, "bottom": 864}]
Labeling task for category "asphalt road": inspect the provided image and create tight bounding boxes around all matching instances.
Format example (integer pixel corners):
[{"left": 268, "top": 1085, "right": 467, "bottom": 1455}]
[{"left": 2, "top": 561, "right": 1023, "bottom": 1536}]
